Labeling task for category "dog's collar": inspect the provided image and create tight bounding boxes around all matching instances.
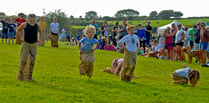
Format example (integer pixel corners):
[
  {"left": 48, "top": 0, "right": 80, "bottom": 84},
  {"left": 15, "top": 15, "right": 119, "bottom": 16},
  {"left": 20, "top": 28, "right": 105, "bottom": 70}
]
[{"left": 187, "top": 50, "right": 195, "bottom": 55}]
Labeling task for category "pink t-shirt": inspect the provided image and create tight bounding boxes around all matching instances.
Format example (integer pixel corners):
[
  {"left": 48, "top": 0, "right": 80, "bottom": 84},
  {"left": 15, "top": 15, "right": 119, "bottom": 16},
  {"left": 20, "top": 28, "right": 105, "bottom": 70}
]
[{"left": 165, "top": 32, "right": 173, "bottom": 44}]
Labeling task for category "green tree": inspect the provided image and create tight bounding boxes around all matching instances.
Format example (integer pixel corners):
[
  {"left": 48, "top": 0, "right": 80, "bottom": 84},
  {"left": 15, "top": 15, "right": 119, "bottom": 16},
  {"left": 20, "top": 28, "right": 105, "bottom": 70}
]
[
  {"left": 174, "top": 11, "right": 183, "bottom": 18},
  {"left": 85, "top": 11, "right": 98, "bottom": 20},
  {"left": 149, "top": 11, "right": 158, "bottom": 17},
  {"left": 45, "top": 9, "right": 71, "bottom": 33},
  {"left": 158, "top": 10, "right": 175, "bottom": 19},
  {"left": 114, "top": 9, "right": 140, "bottom": 18},
  {"left": 70, "top": 15, "right": 74, "bottom": 20},
  {"left": 0, "top": 12, "right": 6, "bottom": 17}
]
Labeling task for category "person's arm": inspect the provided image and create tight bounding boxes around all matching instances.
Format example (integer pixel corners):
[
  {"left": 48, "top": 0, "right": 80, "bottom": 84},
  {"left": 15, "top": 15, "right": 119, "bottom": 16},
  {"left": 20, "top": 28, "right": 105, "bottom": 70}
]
[
  {"left": 16, "top": 23, "right": 26, "bottom": 42},
  {"left": 188, "top": 77, "right": 195, "bottom": 87},
  {"left": 178, "top": 32, "right": 185, "bottom": 43},
  {"left": 114, "top": 62, "right": 122, "bottom": 75},
  {"left": 92, "top": 43, "right": 99, "bottom": 52},
  {"left": 38, "top": 24, "right": 42, "bottom": 42},
  {"left": 163, "top": 30, "right": 166, "bottom": 37},
  {"left": 119, "top": 25, "right": 125, "bottom": 32},
  {"left": 171, "top": 29, "right": 178, "bottom": 36},
  {"left": 58, "top": 27, "right": 60, "bottom": 36},
  {"left": 145, "top": 27, "right": 152, "bottom": 33},
  {"left": 79, "top": 42, "right": 82, "bottom": 53},
  {"left": 49, "top": 24, "right": 52, "bottom": 37},
  {"left": 119, "top": 41, "right": 125, "bottom": 48},
  {"left": 12, "top": 24, "right": 16, "bottom": 30},
  {"left": 112, "top": 27, "right": 116, "bottom": 32},
  {"left": 137, "top": 40, "right": 140, "bottom": 51},
  {"left": 193, "top": 32, "right": 196, "bottom": 42}
]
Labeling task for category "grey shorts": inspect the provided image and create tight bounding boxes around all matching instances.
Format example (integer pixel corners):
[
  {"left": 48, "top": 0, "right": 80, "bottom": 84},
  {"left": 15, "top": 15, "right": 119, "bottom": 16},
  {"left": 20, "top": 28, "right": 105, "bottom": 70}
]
[{"left": 194, "top": 43, "right": 200, "bottom": 50}]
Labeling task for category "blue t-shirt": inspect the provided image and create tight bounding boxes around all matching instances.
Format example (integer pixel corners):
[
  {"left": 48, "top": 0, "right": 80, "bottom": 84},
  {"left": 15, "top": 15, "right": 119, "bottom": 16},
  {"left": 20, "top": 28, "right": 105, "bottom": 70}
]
[
  {"left": 119, "top": 34, "right": 139, "bottom": 52},
  {"left": 77, "top": 35, "right": 81, "bottom": 41},
  {"left": 9, "top": 23, "right": 16, "bottom": 32},
  {"left": 174, "top": 67, "right": 191, "bottom": 79},
  {"left": 80, "top": 37, "right": 98, "bottom": 52},
  {"left": 91, "top": 23, "right": 98, "bottom": 35},
  {"left": 137, "top": 29, "right": 146, "bottom": 40}
]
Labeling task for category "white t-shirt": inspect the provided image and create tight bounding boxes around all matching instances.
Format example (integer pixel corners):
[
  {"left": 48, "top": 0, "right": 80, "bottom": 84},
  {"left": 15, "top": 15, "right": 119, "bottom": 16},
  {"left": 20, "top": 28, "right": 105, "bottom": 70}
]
[
  {"left": 119, "top": 34, "right": 139, "bottom": 52},
  {"left": 152, "top": 45, "right": 161, "bottom": 52},
  {"left": 174, "top": 67, "right": 191, "bottom": 79},
  {"left": 104, "top": 27, "right": 108, "bottom": 37},
  {"left": 50, "top": 22, "right": 59, "bottom": 34},
  {"left": 175, "top": 29, "right": 184, "bottom": 43}
]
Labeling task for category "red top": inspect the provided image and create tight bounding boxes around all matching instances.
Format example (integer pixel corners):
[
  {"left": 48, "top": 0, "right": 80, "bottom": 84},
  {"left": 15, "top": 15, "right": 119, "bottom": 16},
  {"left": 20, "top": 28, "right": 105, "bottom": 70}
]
[
  {"left": 166, "top": 32, "right": 173, "bottom": 44},
  {"left": 15, "top": 18, "right": 26, "bottom": 27}
]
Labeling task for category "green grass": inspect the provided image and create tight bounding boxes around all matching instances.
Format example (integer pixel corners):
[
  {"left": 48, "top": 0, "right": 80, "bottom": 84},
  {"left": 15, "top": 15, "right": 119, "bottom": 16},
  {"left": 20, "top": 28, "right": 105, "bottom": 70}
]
[
  {"left": 106, "top": 19, "right": 209, "bottom": 27},
  {"left": 1, "top": 42, "right": 209, "bottom": 103},
  {"left": 72, "top": 26, "right": 85, "bottom": 29}
]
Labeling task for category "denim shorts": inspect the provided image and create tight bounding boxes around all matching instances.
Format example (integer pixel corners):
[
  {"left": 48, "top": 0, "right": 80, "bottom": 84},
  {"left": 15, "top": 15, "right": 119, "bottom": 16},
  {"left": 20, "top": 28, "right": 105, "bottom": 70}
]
[
  {"left": 1, "top": 33, "right": 8, "bottom": 38},
  {"left": 200, "top": 42, "right": 208, "bottom": 50},
  {"left": 8, "top": 32, "right": 15, "bottom": 38}
]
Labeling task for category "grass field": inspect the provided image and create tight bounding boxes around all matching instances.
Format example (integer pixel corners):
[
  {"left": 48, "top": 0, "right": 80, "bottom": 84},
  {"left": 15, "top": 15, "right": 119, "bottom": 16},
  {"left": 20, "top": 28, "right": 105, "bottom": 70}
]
[
  {"left": 1, "top": 42, "right": 209, "bottom": 103},
  {"left": 107, "top": 19, "right": 209, "bottom": 27}
]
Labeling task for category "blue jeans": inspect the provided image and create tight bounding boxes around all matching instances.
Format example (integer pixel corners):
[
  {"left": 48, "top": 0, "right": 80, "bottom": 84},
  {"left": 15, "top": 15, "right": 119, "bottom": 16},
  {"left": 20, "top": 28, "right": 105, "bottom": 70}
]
[
  {"left": 146, "top": 36, "right": 150, "bottom": 46},
  {"left": 200, "top": 42, "right": 208, "bottom": 50}
]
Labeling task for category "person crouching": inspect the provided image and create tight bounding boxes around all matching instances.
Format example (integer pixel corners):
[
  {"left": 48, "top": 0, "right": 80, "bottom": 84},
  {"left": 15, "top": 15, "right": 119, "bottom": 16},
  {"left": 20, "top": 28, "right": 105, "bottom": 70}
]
[{"left": 172, "top": 63, "right": 200, "bottom": 87}]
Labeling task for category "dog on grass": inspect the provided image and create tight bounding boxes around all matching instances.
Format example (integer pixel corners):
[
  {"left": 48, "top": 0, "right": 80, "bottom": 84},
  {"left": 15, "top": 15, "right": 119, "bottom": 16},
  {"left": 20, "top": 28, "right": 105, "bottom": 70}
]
[{"left": 187, "top": 50, "right": 201, "bottom": 64}]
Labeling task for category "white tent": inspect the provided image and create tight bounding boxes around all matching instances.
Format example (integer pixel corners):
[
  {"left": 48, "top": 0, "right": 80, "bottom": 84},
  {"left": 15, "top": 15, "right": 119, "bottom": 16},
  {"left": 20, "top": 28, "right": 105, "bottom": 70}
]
[{"left": 157, "top": 20, "right": 178, "bottom": 33}]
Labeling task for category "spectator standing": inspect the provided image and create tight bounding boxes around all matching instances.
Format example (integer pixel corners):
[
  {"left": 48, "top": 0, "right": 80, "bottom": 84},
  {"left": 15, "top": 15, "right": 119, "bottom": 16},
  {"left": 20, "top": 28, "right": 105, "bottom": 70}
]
[
  {"left": 0, "top": 17, "right": 9, "bottom": 43},
  {"left": 101, "top": 20, "right": 109, "bottom": 37},
  {"left": 91, "top": 19, "right": 99, "bottom": 39},
  {"left": 112, "top": 22, "right": 119, "bottom": 39},
  {"left": 175, "top": 24, "right": 184, "bottom": 61},
  {"left": 188, "top": 25, "right": 197, "bottom": 50},
  {"left": 199, "top": 22, "right": 209, "bottom": 67},
  {"left": 15, "top": 13, "right": 26, "bottom": 44},
  {"left": 8, "top": 18, "right": 16, "bottom": 44},
  {"left": 136, "top": 23, "right": 146, "bottom": 53},
  {"left": 119, "top": 19, "right": 128, "bottom": 40},
  {"left": 145, "top": 21, "right": 152, "bottom": 47}
]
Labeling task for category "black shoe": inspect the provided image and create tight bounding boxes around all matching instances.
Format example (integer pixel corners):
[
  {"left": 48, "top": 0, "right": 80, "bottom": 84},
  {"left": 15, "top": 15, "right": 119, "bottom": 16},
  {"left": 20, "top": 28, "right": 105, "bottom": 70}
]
[{"left": 201, "top": 64, "right": 209, "bottom": 67}]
